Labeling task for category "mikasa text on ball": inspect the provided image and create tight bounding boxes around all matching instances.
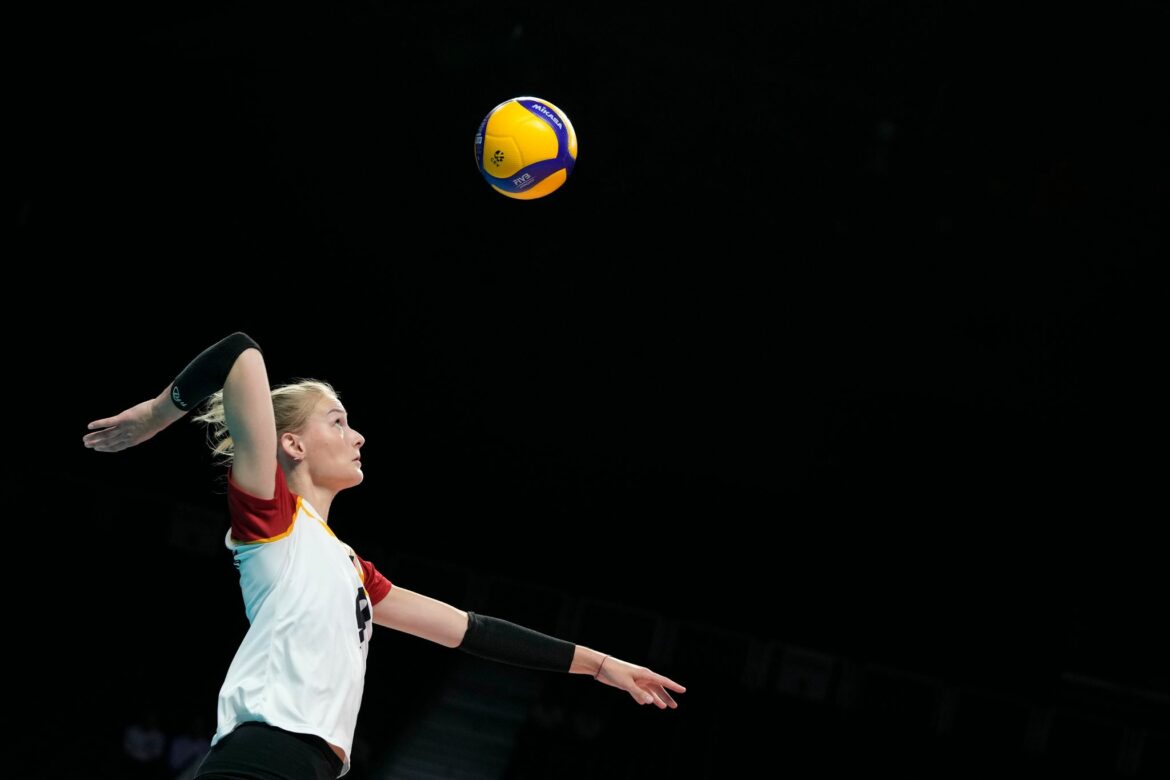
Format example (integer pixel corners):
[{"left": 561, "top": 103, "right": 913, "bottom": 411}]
[{"left": 475, "top": 97, "right": 578, "bottom": 200}]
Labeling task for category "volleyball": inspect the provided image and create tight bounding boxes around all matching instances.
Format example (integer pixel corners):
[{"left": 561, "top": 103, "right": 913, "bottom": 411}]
[{"left": 474, "top": 96, "right": 578, "bottom": 200}]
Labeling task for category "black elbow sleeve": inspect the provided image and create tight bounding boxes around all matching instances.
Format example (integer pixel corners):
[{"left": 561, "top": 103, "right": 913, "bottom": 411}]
[
  {"left": 458, "top": 611, "right": 575, "bottom": 673},
  {"left": 170, "top": 332, "right": 261, "bottom": 411}
]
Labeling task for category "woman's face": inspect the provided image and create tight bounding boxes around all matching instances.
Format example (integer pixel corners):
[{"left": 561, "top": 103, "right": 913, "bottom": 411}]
[{"left": 301, "top": 395, "right": 365, "bottom": 491}]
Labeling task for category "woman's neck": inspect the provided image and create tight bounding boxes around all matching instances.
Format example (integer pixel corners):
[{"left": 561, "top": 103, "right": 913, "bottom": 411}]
[{"left": 286, "top": 473, "right": 336, "bottom": 522}]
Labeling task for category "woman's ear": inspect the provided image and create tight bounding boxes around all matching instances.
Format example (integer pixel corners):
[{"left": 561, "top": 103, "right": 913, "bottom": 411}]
[{"left": 280, "top": 431, "right": 305, "bottom": 463}]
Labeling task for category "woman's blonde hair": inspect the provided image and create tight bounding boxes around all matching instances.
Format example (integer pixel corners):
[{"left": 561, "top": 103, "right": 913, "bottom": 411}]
[{"left": 192, "top": 379, "right": 338, "bottom": 461}]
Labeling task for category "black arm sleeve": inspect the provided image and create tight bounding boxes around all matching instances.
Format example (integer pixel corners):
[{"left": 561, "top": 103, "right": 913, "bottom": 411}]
[
  {"left": 170, "top": 332, "right": 261, "bottom": 412},
  {"left": 457, "top": 611, "right": 576, "bottom": 673}
]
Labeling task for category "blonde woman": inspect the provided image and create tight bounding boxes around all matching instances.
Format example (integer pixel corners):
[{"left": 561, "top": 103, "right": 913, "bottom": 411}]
[{"left": 83, "top": 332, "right": 685, "bottom": 780}]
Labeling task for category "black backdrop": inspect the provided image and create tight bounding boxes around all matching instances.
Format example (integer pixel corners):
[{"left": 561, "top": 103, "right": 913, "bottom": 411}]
[{"left": 18, "top": 2, "right": 1165, "bottom": 777}]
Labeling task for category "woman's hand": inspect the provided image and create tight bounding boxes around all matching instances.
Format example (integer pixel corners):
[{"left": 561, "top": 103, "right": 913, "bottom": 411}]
[
  {"left": 83, "top": 393, "right": 184, "bottom": 453},
  {"left": 595, "top": 655, "right": 686, "bottom": 709}
]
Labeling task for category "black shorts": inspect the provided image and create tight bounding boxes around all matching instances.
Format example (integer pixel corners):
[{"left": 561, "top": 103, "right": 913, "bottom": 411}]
[{"left": 194, "top": 721, "right": 344, "bottom": 780}]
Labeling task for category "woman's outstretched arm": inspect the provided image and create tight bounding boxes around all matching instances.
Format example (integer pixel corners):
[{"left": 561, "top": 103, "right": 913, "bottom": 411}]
[{"left": 373, "top": 586, "right": 686, "bottom": 709}]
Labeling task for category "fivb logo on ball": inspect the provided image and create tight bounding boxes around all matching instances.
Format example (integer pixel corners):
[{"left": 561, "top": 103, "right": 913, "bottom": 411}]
[{"left": 475, "top": 96, "right": 578, "bottom": 200}]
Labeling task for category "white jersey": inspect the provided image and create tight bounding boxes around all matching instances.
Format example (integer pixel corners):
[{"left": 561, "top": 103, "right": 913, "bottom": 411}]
[{"left": 211, "top": 466, "right": 392, "bottom": 777}]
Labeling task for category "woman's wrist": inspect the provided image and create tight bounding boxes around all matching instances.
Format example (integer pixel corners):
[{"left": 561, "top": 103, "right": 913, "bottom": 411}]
[
  {"left": 569, "top": 645, "right": 609, "bottom": 677},
  {"left": 153, "top": 386, "right": 189, "bottom": 428}
]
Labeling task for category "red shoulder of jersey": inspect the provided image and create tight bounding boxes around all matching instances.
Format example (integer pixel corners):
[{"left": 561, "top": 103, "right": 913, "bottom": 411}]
[
  {"left": 356, "top": 555, "right": 393, "bottom": 605},
  {"left": 227, "top": 464, "right": 298, "bottom": 543}
]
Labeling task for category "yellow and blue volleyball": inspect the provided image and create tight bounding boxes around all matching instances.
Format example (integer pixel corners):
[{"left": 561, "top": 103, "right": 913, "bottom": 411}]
[{"left": 474, "top": 97, "right": 578, "bottom": 200}]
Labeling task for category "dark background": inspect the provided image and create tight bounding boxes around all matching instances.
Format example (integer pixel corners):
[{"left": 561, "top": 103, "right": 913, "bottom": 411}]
[{"left": 18, "top": 1, "right": 1165, "bottom": 777}]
